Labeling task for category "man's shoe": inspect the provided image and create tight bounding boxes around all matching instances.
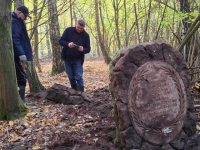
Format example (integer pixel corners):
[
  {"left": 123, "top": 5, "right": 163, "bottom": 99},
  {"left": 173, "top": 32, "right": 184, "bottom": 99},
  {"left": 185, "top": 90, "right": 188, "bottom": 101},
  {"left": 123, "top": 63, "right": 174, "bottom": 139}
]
[
  {"left": 19, "top": 85, "right": 26, "bottom": 103},
  {"left": 77, "top": 86, "right": 84, "bottom": 92},
  {"left": 71, "top": 84, "right": 77, "bottom": 91},
  {"left": 19, "top": 85, "right": 35, "bottom": 106}
]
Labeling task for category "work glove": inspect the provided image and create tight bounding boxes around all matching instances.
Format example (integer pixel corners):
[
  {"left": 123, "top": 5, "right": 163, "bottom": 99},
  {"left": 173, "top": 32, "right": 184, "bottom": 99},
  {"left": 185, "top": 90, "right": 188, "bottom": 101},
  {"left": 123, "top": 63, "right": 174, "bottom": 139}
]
[{"left": 19, "top": 55, "right": 27, "bottom": 62}]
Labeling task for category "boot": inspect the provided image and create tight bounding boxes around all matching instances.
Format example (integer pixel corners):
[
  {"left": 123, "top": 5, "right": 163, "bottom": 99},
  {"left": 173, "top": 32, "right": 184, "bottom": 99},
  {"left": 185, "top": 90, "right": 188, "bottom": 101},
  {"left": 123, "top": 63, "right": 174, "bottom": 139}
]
[
  {"left": 71, "top": 84, "right": 77, "bottom": 91},
  {"left": 77, "top": 86, "right": 84, "bottom": 92},
  {"left": 18, "top": 86, "right": 35, "bottom": 106},
  {"left": 18, "top": 85, "right": 26, "bottom": 103}
]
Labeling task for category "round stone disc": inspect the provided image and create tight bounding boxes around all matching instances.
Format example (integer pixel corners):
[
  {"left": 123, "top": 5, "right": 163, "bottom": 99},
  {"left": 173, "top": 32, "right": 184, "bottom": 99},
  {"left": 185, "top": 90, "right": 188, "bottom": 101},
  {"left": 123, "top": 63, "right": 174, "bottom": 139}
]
[{"left": 128, "top": 61, "right": 187, "bottom": 145}]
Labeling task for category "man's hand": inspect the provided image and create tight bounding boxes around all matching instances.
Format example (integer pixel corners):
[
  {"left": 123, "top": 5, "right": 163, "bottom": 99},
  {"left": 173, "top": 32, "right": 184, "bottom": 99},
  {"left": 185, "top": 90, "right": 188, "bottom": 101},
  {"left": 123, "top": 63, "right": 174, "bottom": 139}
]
[
  {"left": 78, "top": 46, "right": 83, "bottom": 52},
  {"left": 68, "top": 42, "right": 83, "bottom": 52},
  {"left": 19, "top": 55, "right": 27, "bottom": 62},
  {"left": 68, "top": 42, "right": 74, "bottom": 48}
]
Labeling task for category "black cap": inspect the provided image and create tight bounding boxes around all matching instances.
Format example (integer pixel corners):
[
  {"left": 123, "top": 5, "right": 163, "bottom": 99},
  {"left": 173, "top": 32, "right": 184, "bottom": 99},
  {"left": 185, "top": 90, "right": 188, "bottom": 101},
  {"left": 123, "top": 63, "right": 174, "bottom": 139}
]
[{"left": 17, "top": 6, "right": 31, "bottom": 18}]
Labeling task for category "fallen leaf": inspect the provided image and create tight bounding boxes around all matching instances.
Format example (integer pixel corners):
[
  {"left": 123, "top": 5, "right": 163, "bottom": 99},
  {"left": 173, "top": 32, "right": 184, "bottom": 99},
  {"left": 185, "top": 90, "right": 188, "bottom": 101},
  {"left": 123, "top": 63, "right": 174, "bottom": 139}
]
[
  {"left": 9, "top": 138, "right": 15, "bottom": 142},
  {"left": 0, "top": 128, "right": 4, "bottom": 132},
  {"left": 9, "top": 121, "right": 14, "bottom": 126},
  {"left": 55, "top": 130, "right": 60, "bottom": 134},
  {"left": 32, "top": 145, "right": 41, "bottom": 150},
  {"left": 84, "top": 123, "right": 92, "bottom": 127},
  {"left": 73, "top": 122, "right": 78, "bottom": 125},
  {"left": 47, "top": 121, "right": 52, "bottom": 126},
  {"left": 24, "top": 105, "right": 30, "bottom": 109},
  {"left": 37, "top": 137, "right": 43, "bottom": 141},
  {"left": 42, "top": 121, "right": 45, "bottom": 126},
  {"left": 26, "top": 113, "right": 32, "bottom": 116},
  {"left": 43, "top": 108, "right": 49, "bottom": 112}
]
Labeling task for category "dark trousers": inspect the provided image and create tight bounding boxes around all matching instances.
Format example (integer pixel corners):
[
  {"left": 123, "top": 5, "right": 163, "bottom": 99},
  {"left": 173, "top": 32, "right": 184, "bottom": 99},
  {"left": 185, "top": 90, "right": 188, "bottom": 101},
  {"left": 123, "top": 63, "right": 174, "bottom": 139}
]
[{"left": 14, "top": 59, "right": 27, "bottom": 86}]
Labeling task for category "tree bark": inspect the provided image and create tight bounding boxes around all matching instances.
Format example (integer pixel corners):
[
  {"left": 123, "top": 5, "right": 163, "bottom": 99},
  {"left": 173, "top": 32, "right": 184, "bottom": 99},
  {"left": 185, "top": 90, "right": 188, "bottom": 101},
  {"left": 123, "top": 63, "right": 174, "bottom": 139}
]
[
  {"left": 154, "top": 4, "right": 167, "bottom": 40},
  {"left": 45, "top": 24, "right": 52, "bottom": 56},
  {"left": 70, "top": 0, "right": 73, "bottom": 26},
  {"left": 33, "top": 0, "right": 42, "bottom": 73},
  {"left": 179, "top": 0, "right": 191, "bottom": 61},
  {"left": 180, "top": 0, "right": 190, "bottom": 32},
  {"left": 0, "top": 0, "right": 26, "bottom": 120},
  {"left": 134, "top": 3, "right": 141, "bottom": 43},
  {"left": 143, "top": 0, "right": 151, "bottom": 42},
  {"left": 39, "top": 26, "right": 44, "bottom": 58},
  {"left": 178, "top": 15, "right": 200, "bottom": 52},
  {"left": 25, "top": 61, "right": 45, "bottom": 93},
  {"left": 124, "top": 0, "right": 128, "bottom": 46},
  {"left": 94, "top": 0, "right": 111, "bottom": 64},
  {"left": 14, "top": 0, "right": 24, "bottom": 9},
  {"left": 48, "top": 0, "right": 64, "bottom": 74},
  {"left": 29, "top": 0, "right": 46, "bottom": 40},
  {"left": 113, "top": 0, "right": 121, "bottom": 49}
]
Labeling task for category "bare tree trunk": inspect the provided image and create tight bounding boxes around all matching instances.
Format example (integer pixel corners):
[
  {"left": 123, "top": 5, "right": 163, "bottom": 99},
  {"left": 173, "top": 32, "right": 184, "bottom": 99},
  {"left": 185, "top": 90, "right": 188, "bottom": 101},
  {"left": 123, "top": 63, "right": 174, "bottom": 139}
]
[
  {"left": 99, "top": 1, "right": 111, "bottom": 54},
  {"left": 180, "top": 0, "right": 190, "bottom": 32},
  {"left": 154, "top": 4, "right": 167, "bottom": 40},
  {"left": 178, "top": 14, "right": 200, "bottom": 52},
  {"left": 99, "top": 1, "right": 105, "bottom": 44},
  {"left": 179, "top": 0, "right": 191, "bottom": 61},
  {"left": 171, "top": 2, "right": 177, "bottom": 46},
  {"left": 189, "top": 35, "right": 200, "bottom": 82},
  {"left": 40, "top": 26, "right": 44, "bottom": 57},
  {"left": 25, "top": 62, "right": 45, "bottom": 93},
  {"left": 95, "top": 0, "right": 111, "bottom": 64},
  {"left": 48, "top": 0, "right": 64, "bottom": 74},
  {"left": 45, "top": 24, "right": 52, "bottom": 56},
  {"left": 70, "top": 0, "right": 73, "bottom": 26},
  {"left": 73, "top": 10, "right": 77, "bottom": 22},
  {"left": 0, "top": 0, "right": 26, "bottom": 120},
  {"left": 113, "top": 0, "right": 121, "bottom": 49},
  {"left": 29, "top": 0, "right": 46, "bottom": 40},
  {"left": 33, "top": 0, "right": 42, "bottom": 73},
  {"left": 96, "top": 36, "right": 100, "bottom": 57},
  {"left": 14, "top": 0, "right": 24, "bottom": 9},
  {"left": 134, "top": 3, "right": 141, "bottom": 43},
  {"left": 124, "top": 0, "right": 128, "bottom": 46},
  {"left": 143, "top": 0, "right": 151, "bottom": 42}
]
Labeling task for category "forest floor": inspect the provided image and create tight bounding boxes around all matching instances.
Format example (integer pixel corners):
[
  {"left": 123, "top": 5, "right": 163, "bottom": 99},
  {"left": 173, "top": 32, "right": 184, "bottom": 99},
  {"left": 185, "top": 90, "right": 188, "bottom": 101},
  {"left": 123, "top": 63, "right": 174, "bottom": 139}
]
[
  {"left": 0, "top": 59, "right": 119, "bottom": 150},
  {"left": 1, "top": 59, "right": 200, "bottom": 150}
]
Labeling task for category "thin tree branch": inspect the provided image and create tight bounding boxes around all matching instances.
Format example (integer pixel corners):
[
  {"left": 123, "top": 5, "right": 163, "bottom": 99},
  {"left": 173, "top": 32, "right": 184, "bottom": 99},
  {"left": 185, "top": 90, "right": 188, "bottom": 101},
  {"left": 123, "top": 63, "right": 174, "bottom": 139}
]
[{"left": 154, "top": 0, "right": 178, "bottom": 12}]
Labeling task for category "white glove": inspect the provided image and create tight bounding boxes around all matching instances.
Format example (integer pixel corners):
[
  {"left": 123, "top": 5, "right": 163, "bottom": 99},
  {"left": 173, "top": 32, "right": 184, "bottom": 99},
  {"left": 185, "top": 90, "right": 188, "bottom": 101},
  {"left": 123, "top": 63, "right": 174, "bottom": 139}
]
[{"left": 19, "top": 55, "right": 27, "bottom": 62}]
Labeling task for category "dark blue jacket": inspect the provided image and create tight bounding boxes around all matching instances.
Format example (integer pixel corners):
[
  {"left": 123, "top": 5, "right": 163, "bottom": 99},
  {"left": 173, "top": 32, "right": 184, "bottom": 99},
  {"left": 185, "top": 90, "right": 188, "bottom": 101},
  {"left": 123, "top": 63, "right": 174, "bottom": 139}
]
[
  {"left": 59, "top": 27, "right": 90, "bottom": 64},
  {"left": 12, "top": 12, "right": 33, "bottom": 61}
]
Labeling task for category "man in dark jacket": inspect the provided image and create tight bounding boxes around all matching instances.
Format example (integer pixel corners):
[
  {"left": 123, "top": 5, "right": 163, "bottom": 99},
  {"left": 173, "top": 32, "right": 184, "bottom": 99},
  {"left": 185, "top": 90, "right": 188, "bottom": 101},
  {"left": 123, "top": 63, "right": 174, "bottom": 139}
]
[
  {"left": 59, "top": 19, "right": 91, "bottom": 92},
  {"left": 12, "top": 6, "right": 34, "bottom": 106}
]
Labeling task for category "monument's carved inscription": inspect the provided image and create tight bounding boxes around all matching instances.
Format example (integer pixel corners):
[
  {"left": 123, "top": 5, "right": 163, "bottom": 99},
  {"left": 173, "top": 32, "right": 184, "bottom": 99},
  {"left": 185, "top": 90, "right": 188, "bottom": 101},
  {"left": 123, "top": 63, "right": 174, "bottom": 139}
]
[{"left": 128, "top": 61, "right": 187, "bottom": 145}]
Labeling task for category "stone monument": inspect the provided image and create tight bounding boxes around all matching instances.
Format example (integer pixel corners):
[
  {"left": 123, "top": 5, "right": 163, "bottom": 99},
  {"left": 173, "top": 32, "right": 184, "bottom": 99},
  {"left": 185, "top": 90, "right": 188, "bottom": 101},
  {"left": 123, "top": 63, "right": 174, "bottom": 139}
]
[{"left": 109, "top": 42, "right": 199, "bottom": 150}]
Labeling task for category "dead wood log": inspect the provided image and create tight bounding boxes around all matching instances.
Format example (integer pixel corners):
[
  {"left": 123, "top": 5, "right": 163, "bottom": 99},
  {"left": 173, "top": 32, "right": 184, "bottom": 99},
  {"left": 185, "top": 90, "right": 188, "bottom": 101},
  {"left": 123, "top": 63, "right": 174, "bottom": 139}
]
[{"left": 46, "top": 84, "right": 92, "bottom": 105}]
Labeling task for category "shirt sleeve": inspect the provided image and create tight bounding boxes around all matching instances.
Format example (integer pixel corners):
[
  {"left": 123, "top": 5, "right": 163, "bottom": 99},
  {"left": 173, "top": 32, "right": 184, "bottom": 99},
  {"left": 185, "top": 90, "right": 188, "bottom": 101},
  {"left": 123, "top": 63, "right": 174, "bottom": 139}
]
[
  {"left": 83, "top": 33, "right": 91, "bottom": 54},
  {"left": 59, "top": 28, "right": 70, "bottom": 48}
]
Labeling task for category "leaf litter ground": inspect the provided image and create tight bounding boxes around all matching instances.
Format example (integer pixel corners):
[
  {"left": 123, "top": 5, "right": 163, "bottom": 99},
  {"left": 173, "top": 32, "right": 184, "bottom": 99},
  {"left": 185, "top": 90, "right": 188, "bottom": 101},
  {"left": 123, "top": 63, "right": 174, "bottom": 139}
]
[{"left": 0, "top": 60, "right": 118, "bottom": 150}]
